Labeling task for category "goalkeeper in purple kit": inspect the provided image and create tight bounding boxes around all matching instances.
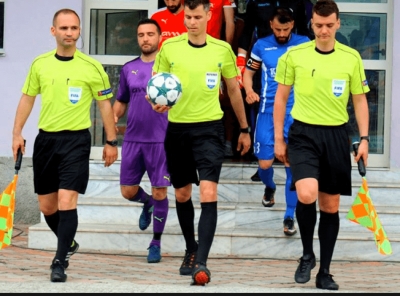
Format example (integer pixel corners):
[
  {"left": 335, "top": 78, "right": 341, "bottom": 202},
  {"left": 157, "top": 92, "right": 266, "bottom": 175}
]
[{"left": 113, "top": 18, "right": 169, "bottom": 264}]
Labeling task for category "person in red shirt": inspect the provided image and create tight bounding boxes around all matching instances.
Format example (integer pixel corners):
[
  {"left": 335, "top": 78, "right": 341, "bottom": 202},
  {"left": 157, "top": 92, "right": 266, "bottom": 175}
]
[
  {"left": 152, "top": 0, "right": 235, "bottom": 47},
  {"left": 151, "top": 0, "right": 187, "bottom": 47},
  {"left": 208, "top": 0, "right": 235, "bottom": 44}
]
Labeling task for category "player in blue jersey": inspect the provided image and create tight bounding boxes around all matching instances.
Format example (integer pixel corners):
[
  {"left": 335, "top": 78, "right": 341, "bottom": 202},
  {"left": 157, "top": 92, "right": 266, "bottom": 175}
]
[
  {"left": 243, "top": 6, "right": 309, "bottom": 236},
  {"left": 113, "top": 19, "right": 170, "bottom": 264}
]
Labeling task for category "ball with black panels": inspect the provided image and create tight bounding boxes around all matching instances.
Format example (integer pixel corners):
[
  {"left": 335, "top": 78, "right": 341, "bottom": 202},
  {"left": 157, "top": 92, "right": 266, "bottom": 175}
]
[{"left": 146, "top": 72, "right": 183, "bottom": 107}]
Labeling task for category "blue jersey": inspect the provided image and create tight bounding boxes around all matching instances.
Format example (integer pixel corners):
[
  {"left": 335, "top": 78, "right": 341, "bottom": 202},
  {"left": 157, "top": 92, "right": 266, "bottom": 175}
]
[{"left": 248, "top": 33, "right": 309, "bottom": 113}]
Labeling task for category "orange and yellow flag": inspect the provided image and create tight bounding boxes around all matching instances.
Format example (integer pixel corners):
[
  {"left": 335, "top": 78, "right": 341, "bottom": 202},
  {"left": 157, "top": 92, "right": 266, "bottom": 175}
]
[
  {"left": 0, "top": 175, "right": 18, "bottom": 250},
  {"left": 347, "top": 177, "right": 392, "bottom": 255}
]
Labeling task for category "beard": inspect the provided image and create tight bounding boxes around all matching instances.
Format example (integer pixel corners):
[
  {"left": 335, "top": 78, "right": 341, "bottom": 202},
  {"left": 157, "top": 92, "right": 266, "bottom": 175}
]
[
  {"left": 141, "top": 44, "right": 158, "bottom": 55},
  {"left": 167, "top": 3, "right": 181, "bottom": 14},
  {"left": 274, "top": 35, "right": 290, "bottom": 44}
]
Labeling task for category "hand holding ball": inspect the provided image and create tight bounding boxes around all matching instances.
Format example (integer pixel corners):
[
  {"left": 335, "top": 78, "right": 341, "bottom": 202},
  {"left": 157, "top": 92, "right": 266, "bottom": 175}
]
[{"left": 147, "top": 72, "right": 183, "bottom": 107}]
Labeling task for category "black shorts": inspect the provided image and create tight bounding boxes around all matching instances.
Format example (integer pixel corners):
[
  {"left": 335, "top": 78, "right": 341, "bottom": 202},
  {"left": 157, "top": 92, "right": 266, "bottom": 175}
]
[
  {"left": 33, "top": 129, "right": 91, "bottom": 195},
  {"left": 164, "top": 120, "right": 225, "bottom": 189},
  {"left": 288, "top": 120, "right": 352, "bottom": 196}
]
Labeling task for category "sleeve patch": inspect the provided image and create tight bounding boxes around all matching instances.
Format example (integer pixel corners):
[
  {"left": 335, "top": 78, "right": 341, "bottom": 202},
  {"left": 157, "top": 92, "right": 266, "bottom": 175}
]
[{"left": 98, "top": 88, "right": 112, "bottom": 96}]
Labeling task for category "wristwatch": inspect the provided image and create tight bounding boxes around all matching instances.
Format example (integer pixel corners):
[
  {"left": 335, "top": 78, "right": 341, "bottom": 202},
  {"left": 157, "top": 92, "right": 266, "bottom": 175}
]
[
  {"left": 106, "top": 139, "right": 118, "bottom": 147},
  {"left": 360, "top": 136, "right": 370, "bottom": 143},
  {"left": 240, "top": 127, "right": 250, "bottom": 134}
]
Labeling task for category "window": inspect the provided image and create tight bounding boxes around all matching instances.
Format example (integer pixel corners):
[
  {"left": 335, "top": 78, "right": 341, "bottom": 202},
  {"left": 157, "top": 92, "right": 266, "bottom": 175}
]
[
  {"left": 83, "top": 0, "right": 157, "bottom": 154},
  {"left": 336, "top": 1, "right": 393, "bottom": 167},
  {"left": 89, "top": 9, "right": 148, "bottom": 56},
  {"left": 0, "top": 1, "right": 4, "bottom": 55}
]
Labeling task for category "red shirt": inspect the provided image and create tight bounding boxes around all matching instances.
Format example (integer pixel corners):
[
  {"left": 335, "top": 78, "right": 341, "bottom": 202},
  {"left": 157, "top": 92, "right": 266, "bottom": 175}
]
[
  {"left": 150, "top": 8, "right": 187, "bottom": 47},
  {"left": 208, "top": 0, "right": 234, "bottom": 39}
]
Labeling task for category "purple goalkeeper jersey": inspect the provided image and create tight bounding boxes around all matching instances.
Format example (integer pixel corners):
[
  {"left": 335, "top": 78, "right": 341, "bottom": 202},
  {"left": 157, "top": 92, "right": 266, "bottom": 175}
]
[{"left": 116, "top": 57, "right": 168, "bottom": 143}]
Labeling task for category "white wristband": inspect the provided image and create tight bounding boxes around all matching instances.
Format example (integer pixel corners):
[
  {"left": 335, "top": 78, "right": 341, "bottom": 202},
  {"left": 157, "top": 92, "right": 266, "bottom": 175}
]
[{"left": 238, "top": 53, "right": 246, "bottom": 58}]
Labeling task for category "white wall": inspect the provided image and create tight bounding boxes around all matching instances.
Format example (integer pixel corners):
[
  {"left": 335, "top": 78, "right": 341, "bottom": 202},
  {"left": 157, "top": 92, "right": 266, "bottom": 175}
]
[{"left": 0, "top": 0, "right": 83, "bottom": 157}]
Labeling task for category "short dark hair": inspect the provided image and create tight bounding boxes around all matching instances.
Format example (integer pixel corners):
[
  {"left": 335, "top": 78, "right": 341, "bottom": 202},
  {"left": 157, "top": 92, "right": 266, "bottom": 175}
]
[
  {"left": 270, "top": 7, "right": 294, "bottom": 23},
  {"left": 184, "top": 0, "right": 210, "bottom": 11},
  {"left": 53, "top": 8, "right": 80, "bottom": 26},
  {"left": 137, "top": 18, "right": 162, "bottom": 35},
  {"left": 312, "top": 0, "right": 339, "bottom": 19}
]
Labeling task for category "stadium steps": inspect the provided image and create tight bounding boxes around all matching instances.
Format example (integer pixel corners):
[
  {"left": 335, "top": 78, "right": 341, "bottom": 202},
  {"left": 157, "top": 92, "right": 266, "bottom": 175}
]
[{"left": 28, "top": 160, "right": 400, "bottom": 261}]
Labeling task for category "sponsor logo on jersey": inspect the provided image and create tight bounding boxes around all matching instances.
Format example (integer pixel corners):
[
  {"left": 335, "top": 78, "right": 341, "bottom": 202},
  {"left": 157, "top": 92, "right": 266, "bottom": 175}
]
[
  {"left": 98, "top": 88, "right": 112, "bottom": 96},
  {"left": 132, "top": 87, "right": 147, "bottom": 93},
  {"left": 131, "top": 70, "right": 139, "bottom": 75},
  {"left": 264, "top": 47, "right": 278, "bottom": 51},
  {"left": 161, "top": 18, "right": 168, "bottom": 24},
  {"left": 162, "top": 31, "right": 182, "bottom": 37},
  {"left": 362, "top": 80, "right": 369, "bottom": 86}
]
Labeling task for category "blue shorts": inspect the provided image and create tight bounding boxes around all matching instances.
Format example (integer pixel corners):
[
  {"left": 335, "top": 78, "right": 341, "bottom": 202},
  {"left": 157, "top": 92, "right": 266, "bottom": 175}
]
[
  {"left": 120, "top": 141, "right": 170, "bottom": 187},
  {"left": 253, "top": 112, "right": 293, "bottom": 160}
]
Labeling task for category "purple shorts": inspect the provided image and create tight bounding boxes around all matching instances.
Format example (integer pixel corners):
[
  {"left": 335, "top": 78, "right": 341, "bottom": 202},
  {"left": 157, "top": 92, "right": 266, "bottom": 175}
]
[{"left": 120, "top": 141, "right": 170, "bottom": 187}]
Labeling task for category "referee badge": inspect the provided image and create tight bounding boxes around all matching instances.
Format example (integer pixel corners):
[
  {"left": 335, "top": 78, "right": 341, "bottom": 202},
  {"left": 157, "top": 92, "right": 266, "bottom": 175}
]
[
  {"left": 206, "top": 72, "right": 218, "bottom": 89},
  {"left": 68, "top": 87, "right": 82, "bottom": 104},
  {"left": 332, "top": 79, "right": 346, "bottom": 97}
]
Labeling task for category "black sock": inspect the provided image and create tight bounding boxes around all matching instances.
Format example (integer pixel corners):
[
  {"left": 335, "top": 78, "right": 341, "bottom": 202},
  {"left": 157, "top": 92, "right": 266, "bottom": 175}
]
[
  {"left": 196, "top": 202, "right": 217, "bottom": 265},
  {"left": 176, "top": 198, "right": 198, "bottom": 252},
  {"left": 44, "top": 211, "right": 59, "bottom": 236},
  {"left": 318, "top": 211, "right": 340, "bottom": 273},
  {"left": 296, "top": 201, "right": 317, "bottom": 259},
  {"left": 153, "top": 233, "right": 162, "bottom": 241},
  {"left": 55, "top": 209, "right": 78, "bottom": 264}
]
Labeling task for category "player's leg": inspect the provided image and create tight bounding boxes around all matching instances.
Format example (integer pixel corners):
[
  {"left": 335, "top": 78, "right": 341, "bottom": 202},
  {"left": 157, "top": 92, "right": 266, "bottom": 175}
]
[
  {"left": 43, "top": 208, "right": 79, "bottom": 269},
  {"left": 33, "top": 130, "right": 89, "bottom": 282},
  {"left": 316, "top": 192, "right": 340, "bottom": 290},
  {"left": 143, "top": 142, "right": 171, "bottom": 263},
  {"left": 120, "top": 141, "right": 152, "bottom": 230},
  {"left": 283, "top": 166, "right": 298, "bottom": 236},
  {"left": 146, "top": 187, "right": 169, "bottom": 263},
  {"left": 164, "top": 123, "right": 198, "bottom": 276},
  {"left": 53, "top": 130, "right": 90, "bottom": 282},
  {"left": 315, "top": 125, "right": 350, "bottom": 291},
  {"left": 254, "top": 113, "right": 276, "bottom": 207},
  {"left": 288, "top": 121, "right": 319, "bottom": 284},
  {"left": 191, "top": 120, "right": 225, "bottom": 286},
  {"left": 283, "top": 114, "right": 297, "bottom": 236}
]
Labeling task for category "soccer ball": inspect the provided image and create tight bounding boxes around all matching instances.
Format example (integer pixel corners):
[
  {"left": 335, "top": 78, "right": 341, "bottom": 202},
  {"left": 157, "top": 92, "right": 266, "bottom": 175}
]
[{"left": 146, "top": 72, "right": 183, "bottom": 107}]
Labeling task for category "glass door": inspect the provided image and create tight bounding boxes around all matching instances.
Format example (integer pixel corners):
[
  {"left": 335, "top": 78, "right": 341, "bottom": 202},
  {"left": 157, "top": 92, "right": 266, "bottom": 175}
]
[
  {"left": 83, "top": 0, "right": 158, "bottom": 159},
  {"left": 336, "top": 0, "right": 392, "bottom": 167}
]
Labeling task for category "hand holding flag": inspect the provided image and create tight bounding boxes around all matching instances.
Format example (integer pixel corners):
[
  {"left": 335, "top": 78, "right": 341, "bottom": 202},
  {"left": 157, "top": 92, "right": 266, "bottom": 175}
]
[
  {"left": 0, "top": 140, "right": 25, "bottom": 250},
  {"left": 346, "top": 141, "right": 392, "bottom": 255}
]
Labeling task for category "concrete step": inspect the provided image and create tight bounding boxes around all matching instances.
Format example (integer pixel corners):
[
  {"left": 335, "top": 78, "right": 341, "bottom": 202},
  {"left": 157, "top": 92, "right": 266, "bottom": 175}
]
[
  {"left": 28, "top": 161, "right": 400, "bottom": 262},
  {"left": 71, "top": 197, "right": 398, "bottom": 234},
  {"left": 82, "top": 175, "right": 400, "bottom": 208},
  {"left": 88, "top": 159, "right": 400, "bottom": 183},
  {"left": 28, "top": 222, "right": 400, "bottom": 262}
]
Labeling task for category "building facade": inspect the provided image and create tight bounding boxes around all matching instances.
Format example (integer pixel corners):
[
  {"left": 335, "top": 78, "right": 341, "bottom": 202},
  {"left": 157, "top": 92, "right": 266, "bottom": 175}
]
[{"left": 0, "top": 0, "right": 399, "bottom": 170}]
